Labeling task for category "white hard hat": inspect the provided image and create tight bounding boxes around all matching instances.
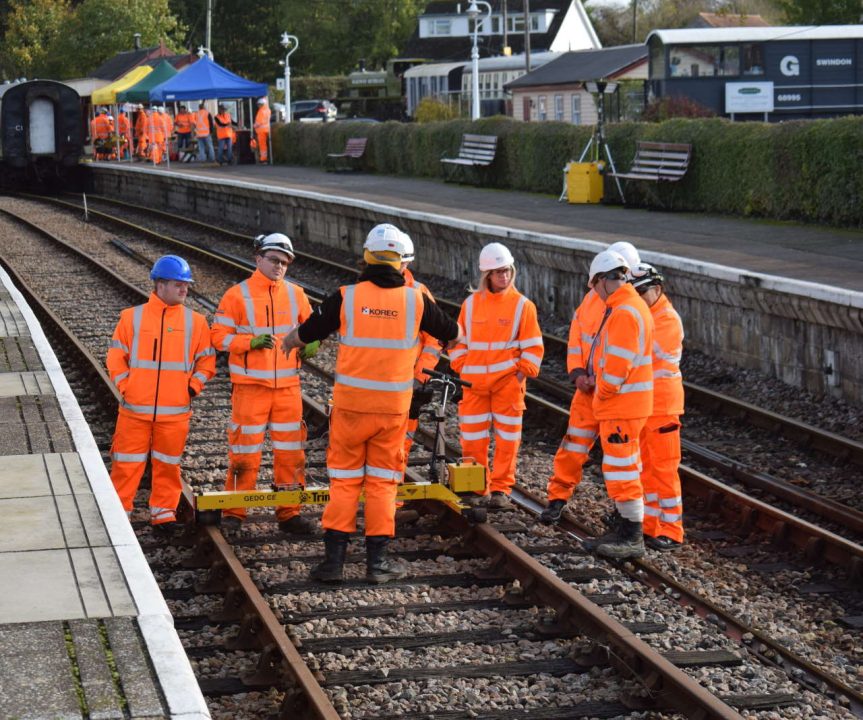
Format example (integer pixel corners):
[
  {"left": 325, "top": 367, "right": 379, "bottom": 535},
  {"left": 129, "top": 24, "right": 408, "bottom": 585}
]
[
  {"left": 400, "top": 231, "right": 415, "bottom": 262},
  {"left": 478, "top": 242, "right": 514, "bottom": 272},
  {"left": 588, "top": 250, "right": 629, "bottom": 287},
  {"left": 364, "top": 223, "right": 409, "bottom": 258},
  {"left": 254, "top": 232, "right": 295, "bottom": 259},
  {"left": 258, "top": 97, "right": 268, "bottom": 104},
  {"left": 630, "top": 262, "right": 664, "bottom": 290},
  {"left": 607, "top": 241, "right": 640, "bottom": 271}
]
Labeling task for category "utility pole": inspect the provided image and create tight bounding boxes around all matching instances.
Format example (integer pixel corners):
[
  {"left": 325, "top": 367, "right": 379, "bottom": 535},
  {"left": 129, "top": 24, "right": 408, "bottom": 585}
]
[
  {"left": 524, "top": 0, "right": 531, "bottom": 72},
  {"left": 631, "top": 0, "right": 637, "bottom": 43},
  {"left": 503, "top": 0, "right": 509, "bottom": 54},
  {"left": 205, "top": 0, "right": 212, "bottom": 55}
]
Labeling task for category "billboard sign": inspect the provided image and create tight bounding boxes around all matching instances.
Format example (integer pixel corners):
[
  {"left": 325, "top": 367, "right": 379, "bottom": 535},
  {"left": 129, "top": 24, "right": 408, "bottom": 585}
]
[{"left": 725, "top": 81, "right": 775, "bottom": 113}]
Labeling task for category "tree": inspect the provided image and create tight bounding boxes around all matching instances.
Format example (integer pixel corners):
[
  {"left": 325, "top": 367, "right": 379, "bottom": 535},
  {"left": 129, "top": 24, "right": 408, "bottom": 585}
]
[
  {"left": 0, "top": 0, "right": 72, "bottom": 80},
  {"left": 777, "top": 0, "right": 861, "bottom": 24}
]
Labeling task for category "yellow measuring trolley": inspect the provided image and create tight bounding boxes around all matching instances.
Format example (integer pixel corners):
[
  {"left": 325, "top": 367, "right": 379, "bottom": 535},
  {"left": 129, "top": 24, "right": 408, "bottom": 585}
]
[{"left": 194, "top": 370, "right": 489, "bottom": 524}]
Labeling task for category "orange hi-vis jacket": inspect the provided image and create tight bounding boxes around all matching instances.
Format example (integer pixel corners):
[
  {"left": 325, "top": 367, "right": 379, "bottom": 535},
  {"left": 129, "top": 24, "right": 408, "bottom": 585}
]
[
  {"left": 334, "top": 281, "right": 424, "bottom": 415},
  {"left": 567, "top": 288, "right": 607, "bottom": 375},
  {"left": 147, "top": 112, "right": 164, "bottom": 143},
  {"left": 649, "top": 293, "right": 685, "bottom": 416},
  {"left": 174, "top": 111, "right": 193, "bottom": 134},
  {"left": 592, "top": 283, "right": 654, "bottom": 420},
  {"left": 160, "top": 111, "right": 173, "bottom": 137},
  {"left": 449, "top": 285, "right": 544, "bottom": 392},
  {"left": 195, "top": 109, "right": 211, "bottom": 138},
  {"left": 117, "top": 113, "right": 131, "bottom": 138},
  {"left": 107, "top": 293, "right": 216, "bottom": 422},
  {"left": 403, "top": 269, "right": 441, "bottom": 381},
  {"left": 211, "top": 269, "right": 312, "bottom": 388},
  {"left": 90, "top": 114, "right": 113, "bottom": 140},
  {"left": 134, "top": 111, "right": 147, "bottom": 137},
  {"left": 254, "top": 105, "right": 271, "bottom": 131},
  {"left": 215, "top": 112, "right": 233, "bottom": 139}
]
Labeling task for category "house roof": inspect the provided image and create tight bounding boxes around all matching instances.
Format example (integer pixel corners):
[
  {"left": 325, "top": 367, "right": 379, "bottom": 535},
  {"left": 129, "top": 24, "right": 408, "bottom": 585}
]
[
  {"left": 691, "top": 12, "right": 770, "bottom": 28},
  {"left": 647, "top": 25, "right": 863, "bottom": 45},
  {"left": 402, "top": 0, "right": 574, "bottom": 61},
  {"left": 91, "top": 47, "right": 158, "bottom": 80},
  {"left": 504, "top": 44, "right": 646, "bottom": 88}
]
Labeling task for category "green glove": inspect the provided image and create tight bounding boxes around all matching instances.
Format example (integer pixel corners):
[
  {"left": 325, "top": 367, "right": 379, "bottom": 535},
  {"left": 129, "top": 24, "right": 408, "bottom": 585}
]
[
  {"left": 250, "top": 334, "right": 275, "bottom": 350},
  {"left": 300, "top": 340, "right": 320, "bottom": 360}
]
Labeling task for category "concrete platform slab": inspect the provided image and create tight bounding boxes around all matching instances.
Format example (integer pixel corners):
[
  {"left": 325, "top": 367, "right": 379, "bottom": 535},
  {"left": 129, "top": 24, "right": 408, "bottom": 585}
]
[{"left": 0, "top": 370, "right": 53, "bottom": 397}]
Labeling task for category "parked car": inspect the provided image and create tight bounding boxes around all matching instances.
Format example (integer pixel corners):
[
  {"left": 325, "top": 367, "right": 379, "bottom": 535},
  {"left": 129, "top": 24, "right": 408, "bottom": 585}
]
[{"left": 290, "top": 99, "right": 337, "bottom": 122}]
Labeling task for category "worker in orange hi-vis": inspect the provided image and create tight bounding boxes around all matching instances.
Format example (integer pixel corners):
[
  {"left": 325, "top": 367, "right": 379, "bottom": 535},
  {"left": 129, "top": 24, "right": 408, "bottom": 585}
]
[
  {"left": 90, "top": 108, "right": 114, "bottom": 159},
  {"left": 398, "top": 231, "right": 443, "bottom": 465},
  {"left": 134, "top": 105, "right": 149, "bottom": 158},
  {"left": 579, "top": 249, "right": 655, "bottom": 560},
  {"left": 106, "top": 255, "right": 215, "bottom": 538},
  {"left": 540, "top": 242, "right": 643, "bottom": 526},
  {"left": 174, "top": 105, "right": 193, "bottom": 151},
  {"left": 194, "top": 102, "right": 216, "bottom": 163},
  {"left": 449, "top": 242, "right": 544, "bottom": 511},
  {"left": 281, "top": 224, "right": 461, "bottom": 585},
  {"left": 147, "top": 106, "right": 165, "bottom": 164},
  {"left": 211, "top": 233, "right": 318, "bottom": 536},
  {"left": 116, "top": 108, "right": 132, "bottom": 159},
  {"left": 159, "top": 106, "right": 174, "bottom": 159},
  {"left": 254, "top": 97, "right": 271, "bottom": 163},
  {"left": 629, "top": 263, "right": 685, "bottom": 551}
]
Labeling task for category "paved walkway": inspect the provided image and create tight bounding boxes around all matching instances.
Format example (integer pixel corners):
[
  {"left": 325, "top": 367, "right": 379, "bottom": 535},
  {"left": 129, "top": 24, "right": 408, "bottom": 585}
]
[{"left": 174, "top": 162, "right": 863, "bottom": 292}]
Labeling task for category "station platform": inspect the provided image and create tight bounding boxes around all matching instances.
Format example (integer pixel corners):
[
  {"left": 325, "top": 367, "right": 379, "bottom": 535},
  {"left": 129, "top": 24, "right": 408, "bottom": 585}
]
[
  {"left": 0, "top": 268, "right": 209, "bottom": 719},
  {"left": 117, "top": 161, "right": 863, "bottom": 293}
]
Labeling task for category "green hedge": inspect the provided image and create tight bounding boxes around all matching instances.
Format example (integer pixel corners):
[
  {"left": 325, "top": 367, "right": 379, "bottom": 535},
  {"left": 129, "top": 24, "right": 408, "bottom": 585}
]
[{"left": 271, "top": 116, "right": 863, "bottom": 228}]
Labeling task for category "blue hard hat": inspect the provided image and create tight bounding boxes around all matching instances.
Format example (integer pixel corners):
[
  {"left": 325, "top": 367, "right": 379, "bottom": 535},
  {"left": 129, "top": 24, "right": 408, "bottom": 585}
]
[{"left": 150, "top": 255, "right": 194, "bottom": 282}]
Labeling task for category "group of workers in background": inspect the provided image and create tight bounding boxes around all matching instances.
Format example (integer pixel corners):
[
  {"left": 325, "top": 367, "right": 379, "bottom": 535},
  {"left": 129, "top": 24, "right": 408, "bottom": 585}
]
[
  {"left": 105, "top": 223, "right": 684, "bottom": 585},
  {"left": 88, "top": 97, "right": 272, "bottom": 166}
]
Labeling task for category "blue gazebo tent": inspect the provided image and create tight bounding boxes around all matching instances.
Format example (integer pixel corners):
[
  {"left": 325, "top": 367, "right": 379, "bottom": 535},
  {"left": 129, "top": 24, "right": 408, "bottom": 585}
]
[{"left": 148, "top": 56, "right": 267, "bottom": 101}]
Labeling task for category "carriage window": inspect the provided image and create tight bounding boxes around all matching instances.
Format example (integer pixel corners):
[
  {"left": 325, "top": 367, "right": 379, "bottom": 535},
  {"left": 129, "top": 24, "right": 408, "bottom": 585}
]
[
  {"left": 720, "top": 46, "right": 739, "bottom": 76},
  {"left": 669, "top": 45, "right": 719, "bottom": 78},
  {"left": 649, "top": 42, "right": 666, "bottom": 79},
  {"left": 742, "top": 43, "right": 765, "bottom": 75}
]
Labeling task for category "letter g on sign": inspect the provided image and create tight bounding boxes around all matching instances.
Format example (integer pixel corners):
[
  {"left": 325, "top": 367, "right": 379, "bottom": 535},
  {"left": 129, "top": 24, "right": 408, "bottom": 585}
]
[{"left": 780, "top": 55, "right": 800, "bottom": 77}]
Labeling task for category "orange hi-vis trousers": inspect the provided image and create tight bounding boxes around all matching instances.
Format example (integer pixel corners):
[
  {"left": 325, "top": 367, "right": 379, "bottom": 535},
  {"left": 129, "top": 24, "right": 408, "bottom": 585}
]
[
  {"left": 323, "top": 407, "right": 407, "bottom": 537},
  {"left": 599, "top": 417, "right": 647, "bottom": 511},
  {"left": 640, "top": 415, "right": 684, "bottom": 542},
  {"left": 224, "top": 384, "right": 305, "bottom": 522},
  {"left": 458, "top": 375, "right": 525, "bottom": 495},
  {"left": 110, "top": 413, "right": 189, "bottom": 524},
  {"left": 256, "top": 130, "right": 269, "bottom": 162},
  {"left": 547, "top": 389, "right": 599, "bottom": 502}
]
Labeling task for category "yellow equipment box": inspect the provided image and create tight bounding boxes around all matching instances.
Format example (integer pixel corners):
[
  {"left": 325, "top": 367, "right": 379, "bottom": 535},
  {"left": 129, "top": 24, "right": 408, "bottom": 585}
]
[{"left": 567, "top": 162, "right": 604, "bottom": 204}]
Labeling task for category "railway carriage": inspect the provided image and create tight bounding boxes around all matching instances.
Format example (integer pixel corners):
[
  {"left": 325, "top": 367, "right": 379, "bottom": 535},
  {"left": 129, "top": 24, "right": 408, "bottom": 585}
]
[{"left": 0, "top": 79, "right": 84, "bottom": 189}]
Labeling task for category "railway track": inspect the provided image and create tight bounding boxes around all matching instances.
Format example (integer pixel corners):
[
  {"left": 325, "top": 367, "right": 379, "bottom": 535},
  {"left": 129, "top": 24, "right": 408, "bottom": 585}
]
[{"left": 1, "top": 195, "right": 861, "bottom": 718}]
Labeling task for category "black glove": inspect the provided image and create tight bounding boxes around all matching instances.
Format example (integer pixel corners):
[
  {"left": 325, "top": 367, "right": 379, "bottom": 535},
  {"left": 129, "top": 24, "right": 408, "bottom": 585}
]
[
  {"left": 188, "top": 386, "right": 197, "bottom": 399},
  {"left": 408, "top": 384, "right": 435, "bottom": 420}
]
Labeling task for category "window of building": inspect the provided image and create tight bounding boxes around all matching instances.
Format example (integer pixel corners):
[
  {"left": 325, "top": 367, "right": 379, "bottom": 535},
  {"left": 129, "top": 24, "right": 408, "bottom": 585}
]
[
  {"left": 742, "top": 43, "right": 765, "bottom": 75},
  {"left": 430, "top": 19, "right": 452, "bottom": 36},
  {"left": 538, "top": 95, "right": 547, "bottom": 121},
  {"left": 491, "top": 16, "right": 500, "bottom": 33},
  {"left": 571, "top": 94, "right": 581, "bottom": 124},
  {"left": 509, "top": 15, "right": 525, "bottom": 32},
  {"left": 554, "top": 94, "right": 564, "bottom": 121}
]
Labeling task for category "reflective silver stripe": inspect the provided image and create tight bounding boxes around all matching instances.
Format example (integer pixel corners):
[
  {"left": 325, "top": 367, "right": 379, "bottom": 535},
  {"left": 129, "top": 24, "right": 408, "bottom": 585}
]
[
  {"left": 654, "top": 369, "right": 682, "bottom": 379},
  {"left": 111, "top": 340, "right": 129, "bottom": 352},
  {"left": 644, "top": 505, "right": 662, "bottom": 517},
  {"left": 568, "top": 347, "right": 582, "bottom": 356},
  {"left": 461, "top": 359, "right": 516, "bottom": 374},
  {"left": 221, "top": 336, "right": 233, "bottom": 351},
  {"left": 632, "top": 355, "right": 653, "bottom": 366},
  {"left": 617, "top": 304, "right": 646, "bottom": 356},
  {"left": 654, "top": 343, "right": 682, "bottom": 363},
  {"left": 603, "top": 452, "right": 639, "bottom": 467},
  {"left": 112, "top": 451, "right": 148, "bottom": 462},
  {"left": 660, "top": 496, "right": 682, "bottom": 508},
  {"left": 329, "top": 467, "right": 365, "bottom": 479},
  {"left": 335, "top": 373, "right": 413, "bottom": 392},
  {"left": 340, "top": 285, "right": 419, "bottom": 350},
  {"left": 464, "top": 295, "right": 474, "bottom": 345},
  {"left": 462, "top": 429, "right": 490, "bottom": 440},
  {"left": 619, "top": 381, "right": 653, "bottom": 394},
  {"left": 568, "top": 427, "right": 597, "bottom": 440},
  {"left": 230, "top": 443, "right": 264, "bottom": 454},
  {"left": 603, "top": 470, "right": 640, "bottom": 482},
  {"left": 239, "top": 281, "right": 260, "bottom": 335},
  {"left": 644, "top": 492, "right": 660, "bottom": 502},
  {"left": 459, "top": 413, "right": 492, "bottom": 424},
  {"left": 113, "top": 371, "right": 129, "bottom": 386},
  {"left": 121, "top": 401, "right": 189, "bottom": 415},
  {"left": 510, "top": 296, "right": 526, "bottom": 343},
  {"left": 562, "top": 440, "right": 591, "bottom": 453},
  {"left": 492, "top": 413, "right": 521, "bottom": 426},
  {"left": 421, "top": 346, "right": 441, "bottom": 358},
  {"left": 183, "top": 307, "right": 193, "bottom": 370},
  {"left": 519, "top": 337, "right": 542, "bottom": 349},
  {"left": 195, "top": 347, "right": 215, "bottom": 359},
  {"left": 449, "top": 348, "right": 467, "bottom": 359},
  {"left": 270, "top": 421, "right": 302, "bottom": 432},
  {"left": 236, "top": 324, "right": 254, "bottom": 334},
  {"left": 469, "top": 340, "right": 518, "bottom": 351},
  {"left": 366, "top": 465, "right": 402, "bottom": 481},
  {"left": 661, "top": 511, "right": 682, "bottom": 522},
  {"left": 284, "top": 280, "right": 300, "bottom": 326},
  {"left": 581, "top": 332, "right": 594, "bottom": 345},
  {"left": 214, "top": 315, "right": 236, "bottom": 328},
  {"left": 602, "top": 372, "right": 625, "bottom": 386},
  {"left": 152, "top": 450, "right": 182, "bottom": 465},
  {"left": 520, "top": 352, "right": 542, "bottom": 368},
  {"left": 495, "top": 428, "right": 521, "bottom": 441},
  {"left": 129, "top": 304, "right": 144, "bottom": 367},
  {"left": 406, "top": 431, "right": 416, "bottom": 439},
  {"left": 606, "top": 344, "right": 636, "bottom": 362},
  {"left": 133, "top": 360, "right": 189, "bottom": 371},
  {"left": 236, "top": 423, "right": 267, "bottom": 434},
  {"left": 229, "top": 364, "right": 299, "bottom": 379},
  {"left": 192, "top": 372, "right": 209, "bottom": 384},
  {"left": 273, "top": 440, "right": 304, "bottom": 451},
  {"left": 151, "top": 507, "right": 175, "bottom": 521}
]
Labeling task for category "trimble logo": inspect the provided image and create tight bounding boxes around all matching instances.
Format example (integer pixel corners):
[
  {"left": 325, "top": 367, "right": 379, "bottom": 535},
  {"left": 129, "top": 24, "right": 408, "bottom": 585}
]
[{"left": 361, "top": 306, "right": 399, "bottom": 318}]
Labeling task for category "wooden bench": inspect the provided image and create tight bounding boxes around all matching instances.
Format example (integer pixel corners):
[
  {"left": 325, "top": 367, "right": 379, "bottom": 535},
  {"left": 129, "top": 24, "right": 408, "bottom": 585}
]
[
  {"left": 440, "top": 133, "right": 498, "bottom": 184},
  {"left": 610, "top": 141, "right": 692, "bottom": 183},
  {"left": 326, "top": 137, "right": 368, "bottom": 171}
]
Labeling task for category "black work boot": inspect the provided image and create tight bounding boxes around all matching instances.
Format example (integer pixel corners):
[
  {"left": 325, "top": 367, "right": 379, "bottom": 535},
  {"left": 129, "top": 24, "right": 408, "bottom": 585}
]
[
  {"left": 365, "top": 535, "right": 408, "bottom": 584},
  {"left": 582, "top": 511, "right": 625, "bottom": 551},
  {"left": 309, "top": 530, "right": 350, "bottom": 583},
  {"left": 596, "top": 518, "right": 645, "bottom": 560},
  {"left": 539, "top": 499, "right": 567, "bottom": 525}
]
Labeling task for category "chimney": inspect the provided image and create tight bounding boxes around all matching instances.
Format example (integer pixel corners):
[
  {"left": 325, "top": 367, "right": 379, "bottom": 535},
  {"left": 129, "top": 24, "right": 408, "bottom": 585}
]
[
  {"left": 133, "top": 33, "right": 141, "bottom": 50},
  {"left": 358, "top": 58, "right": 366, "bottom": 72}
]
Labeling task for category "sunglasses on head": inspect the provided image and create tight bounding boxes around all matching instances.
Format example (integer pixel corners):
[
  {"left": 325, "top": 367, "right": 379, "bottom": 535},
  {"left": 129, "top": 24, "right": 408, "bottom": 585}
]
[{"left": 601, "top": 271, "right": 626, "bottom": 282}]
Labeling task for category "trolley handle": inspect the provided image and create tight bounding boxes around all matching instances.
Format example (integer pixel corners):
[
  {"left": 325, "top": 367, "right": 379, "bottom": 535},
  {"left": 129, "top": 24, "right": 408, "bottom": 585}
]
[{"left": 422, "top": 368, "right": 472, "bottom": 388}]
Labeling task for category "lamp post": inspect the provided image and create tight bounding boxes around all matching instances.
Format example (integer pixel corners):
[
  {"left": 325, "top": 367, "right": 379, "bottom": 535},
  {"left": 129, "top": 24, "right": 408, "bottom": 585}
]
[
  {"left": 466, "top": 1, "right": 491, "bottom": 121},
  {"left": 280, "top": 32, "right": 299, "bottom": 122}
]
